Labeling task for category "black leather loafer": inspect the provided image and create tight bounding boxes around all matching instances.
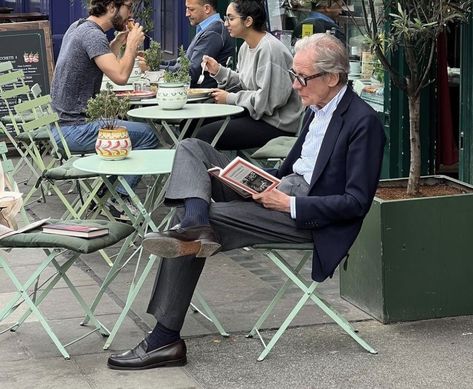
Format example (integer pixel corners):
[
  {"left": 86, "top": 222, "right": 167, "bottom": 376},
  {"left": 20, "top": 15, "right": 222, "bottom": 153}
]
[
  {"left": 142, "top": 224, "right": 221, "bottom": 258},
  {"left": 107, "top": 338, "right": 187, "bottom": 370}
]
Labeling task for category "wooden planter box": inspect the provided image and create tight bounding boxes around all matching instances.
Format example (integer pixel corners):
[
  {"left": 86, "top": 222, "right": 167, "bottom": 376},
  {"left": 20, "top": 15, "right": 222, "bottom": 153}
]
[{"left": 340, "top": 175, "right": 473, "bottom": 323}]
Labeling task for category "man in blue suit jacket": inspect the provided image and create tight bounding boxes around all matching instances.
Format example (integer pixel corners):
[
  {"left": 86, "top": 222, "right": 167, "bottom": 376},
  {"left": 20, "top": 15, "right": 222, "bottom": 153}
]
[
  {"left": 108, "top": 33, "right": 386, "bottom": 370},
  {"left": 163, "top": 0, "right": 234, "bottom": 88}
]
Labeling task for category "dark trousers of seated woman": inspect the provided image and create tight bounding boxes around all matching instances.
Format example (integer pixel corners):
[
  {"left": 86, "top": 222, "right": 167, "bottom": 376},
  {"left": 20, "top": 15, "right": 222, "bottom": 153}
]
[{"left": 182, "top": 111, "right": 289, "bottom": 150}]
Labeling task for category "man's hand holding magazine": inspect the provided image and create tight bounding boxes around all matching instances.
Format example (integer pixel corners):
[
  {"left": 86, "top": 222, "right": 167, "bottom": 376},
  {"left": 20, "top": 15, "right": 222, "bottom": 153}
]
[
  {"left": 252, "top": 187, "right": 291, "bottom": 213},
  {"left": 207, "top": 156, "right": 291, "bottom": 213}
]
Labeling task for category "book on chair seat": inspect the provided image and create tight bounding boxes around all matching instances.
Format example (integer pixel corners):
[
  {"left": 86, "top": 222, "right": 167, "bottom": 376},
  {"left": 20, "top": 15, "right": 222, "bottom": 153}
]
[
  {"left": 41, "top": 224, "right": 109, "bottom": 238},
  {"left": 207, "top": 156, "right": 280, "bottom": 198}
]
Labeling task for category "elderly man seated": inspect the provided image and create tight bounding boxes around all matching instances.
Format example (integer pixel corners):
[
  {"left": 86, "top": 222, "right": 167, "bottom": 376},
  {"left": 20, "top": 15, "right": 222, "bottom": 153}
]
[{"left": 107, "top": 33, "right": 386, "bottom": 370}]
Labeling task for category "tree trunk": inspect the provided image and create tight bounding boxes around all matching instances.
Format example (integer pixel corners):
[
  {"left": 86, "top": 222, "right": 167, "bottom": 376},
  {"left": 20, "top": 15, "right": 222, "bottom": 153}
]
[{"left": 407, "top": 94, "right": 421, "bottom": 195}]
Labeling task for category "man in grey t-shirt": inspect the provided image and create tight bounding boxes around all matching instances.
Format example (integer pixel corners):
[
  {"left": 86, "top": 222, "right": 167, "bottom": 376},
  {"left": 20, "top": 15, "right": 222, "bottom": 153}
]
[{"left": 51, "top": 0, "right": 159, "bottom": 219}]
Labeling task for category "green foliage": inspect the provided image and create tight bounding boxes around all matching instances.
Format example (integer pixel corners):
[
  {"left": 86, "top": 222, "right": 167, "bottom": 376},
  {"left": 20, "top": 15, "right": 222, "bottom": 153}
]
[
  {"left": 85, "top": 83, "right": 130, "bottom": 130},
  {"left": 144, "top": 40, "right": 162, "bottom": 71},
  {"left": 133, "top": 0, "right": 154, "bottom": 33},
  {"left": 72, "top": 0, "right": 154, "bottom": 33},
  {"left": 163, "top": 47, "right": 191, "bottom": 85},
  {"left": 355, "top": 0, "right": 472, "bottom": 93}
]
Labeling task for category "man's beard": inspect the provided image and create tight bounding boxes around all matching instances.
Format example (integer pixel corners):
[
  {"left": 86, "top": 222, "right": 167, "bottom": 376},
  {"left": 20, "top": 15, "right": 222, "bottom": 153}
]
[{"left": 111, "top": 11, "right": 126, "bottom": 31}]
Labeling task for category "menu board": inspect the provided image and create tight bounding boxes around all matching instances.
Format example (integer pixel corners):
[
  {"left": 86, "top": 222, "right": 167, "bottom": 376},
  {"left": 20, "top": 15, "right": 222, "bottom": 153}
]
[{"left": 0, "top": 21, "right": 54, "bottom": 117}]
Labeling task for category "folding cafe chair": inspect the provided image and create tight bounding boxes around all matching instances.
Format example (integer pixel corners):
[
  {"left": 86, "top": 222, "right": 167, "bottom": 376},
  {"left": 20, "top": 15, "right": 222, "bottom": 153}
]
[
  {"left": 247, "top": 243, "right": 377, "bottom": 361},
  {"left": 0, "top": 61, "right": 52, "bottom": 193},
  {"left": 1, "top": 89, "right": 118, "bottom": 266},
  {"left": 0, "top": 220, "right": 134, "bottom": 359},
  {"left": 0, "top": 61, "right": 109, "bottom": 224},
  {"left": 10, "top": 94, "right": 101, "bottom": 213},
  {"left": 0, "top": 142, "right": 135, "bottom": 359}
]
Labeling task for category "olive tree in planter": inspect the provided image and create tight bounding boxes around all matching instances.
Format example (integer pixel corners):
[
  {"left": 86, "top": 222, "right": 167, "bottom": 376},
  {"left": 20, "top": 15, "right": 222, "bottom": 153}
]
[
  {"left": 86, "top": 83, "right": 132, "bottom": 160},
  {"left": 344, "top": 0, "right": 472, "bottom": 195},
  {"left": 339, "top": 0, "right": 473, "bottom": 323}
]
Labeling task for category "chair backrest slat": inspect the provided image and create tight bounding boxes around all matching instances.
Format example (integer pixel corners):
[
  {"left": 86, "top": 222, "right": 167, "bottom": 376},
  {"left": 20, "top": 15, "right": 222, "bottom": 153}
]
[
  {"left": 0, "top": 70, "right": 25, "bottom": 87},
  {"left": 31, "top": 83, "right": 42, "bottom": 98},
  {"left": 0, "top": 141, "right": 8, "bottom": 154},
  {"left": 0, "top": 61, "right": 13, "bottom": 72},
  {"left": 21, "top": 112, "right": 59, "bottom": 132},
  {"left": 1, "top": 159, "right": 15, "bottom": 174},
  {"left": 0, "top": 85, "right": 30, "bottom": 100},
  {"left": 14, "top": 95, "right": 52, "bottom": 113}
]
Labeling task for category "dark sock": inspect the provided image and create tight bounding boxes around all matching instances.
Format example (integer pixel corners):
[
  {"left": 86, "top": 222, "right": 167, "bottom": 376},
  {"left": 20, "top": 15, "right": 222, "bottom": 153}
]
[
  {"left": 180, "top": 197, "right": 209, "bottom": 228},
  {"left": 146, "top": 322, "right": 180, "bottom": 352}
]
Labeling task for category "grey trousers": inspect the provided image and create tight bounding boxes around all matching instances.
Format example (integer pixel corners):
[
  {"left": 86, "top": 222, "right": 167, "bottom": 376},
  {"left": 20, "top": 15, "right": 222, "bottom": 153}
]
[{"left": 147, "top": 139, "right": 312, "bottom": 331}]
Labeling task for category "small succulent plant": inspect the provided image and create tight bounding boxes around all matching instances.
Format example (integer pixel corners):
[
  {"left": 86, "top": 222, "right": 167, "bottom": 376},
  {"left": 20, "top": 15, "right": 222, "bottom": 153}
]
[
  {"left": 163, "top": 46, "right": 191, "bottom": 85},
  {"left": 85, "top": 83, "right": 130, "bottom": 130},
  {"left": 143, "top": 40, "right": 162, "bottom": 71}
]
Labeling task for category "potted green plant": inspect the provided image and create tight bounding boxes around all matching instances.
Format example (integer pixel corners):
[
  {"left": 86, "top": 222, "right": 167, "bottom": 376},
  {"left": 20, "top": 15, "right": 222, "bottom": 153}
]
[
  {"left": 162, "top": 46, "right": 191, "bottom": 85},
  {"left": 86, "top": 83, "right": 132, "bottom": 160},
  {"left": 339, "top": 0, "right": 473, "bottom": 323},
  {"left": 156, "top": 46, "right": 190, "bottom": 110},
  {"left": 142, "top": 40, "right": 164, "bottom": 84}
]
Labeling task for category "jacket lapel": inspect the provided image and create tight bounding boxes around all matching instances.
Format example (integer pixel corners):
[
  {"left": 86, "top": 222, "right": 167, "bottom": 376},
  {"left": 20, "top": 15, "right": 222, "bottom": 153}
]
[{"left": 309, "top": 88, "right": 354, "bottom": 188}]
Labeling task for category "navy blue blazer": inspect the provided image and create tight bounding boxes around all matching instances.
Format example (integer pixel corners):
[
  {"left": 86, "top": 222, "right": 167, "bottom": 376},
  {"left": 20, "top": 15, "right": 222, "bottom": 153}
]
[
  {"left": 274, "top": 87, "right": 386, "bottom": 282},
  {"left": 163, "top": 20, "right": 234, "bottom": 88}
]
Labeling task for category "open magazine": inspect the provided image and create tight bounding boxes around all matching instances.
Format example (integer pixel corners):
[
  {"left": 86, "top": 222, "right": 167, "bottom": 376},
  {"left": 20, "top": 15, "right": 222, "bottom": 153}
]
[
  {"left": 208, "top": 157, "right": 280, "bottom": 198},
  {"left": 0, "top": 218, "right": 50, "bottom": 240}
]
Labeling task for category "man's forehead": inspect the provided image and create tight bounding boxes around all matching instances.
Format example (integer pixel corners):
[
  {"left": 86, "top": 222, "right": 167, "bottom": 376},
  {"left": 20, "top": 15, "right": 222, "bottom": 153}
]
[
  {"left": 186, "top": 0, "right": 201, "bottom": 6},
  {"left": 293, "top": 50, "right": 315, "bottom": 71}
]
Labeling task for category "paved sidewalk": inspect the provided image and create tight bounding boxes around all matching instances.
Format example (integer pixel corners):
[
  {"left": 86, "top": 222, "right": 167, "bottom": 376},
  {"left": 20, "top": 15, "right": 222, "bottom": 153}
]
[{"left": 1, "top": 166, "right": 473, "bottom": 388}]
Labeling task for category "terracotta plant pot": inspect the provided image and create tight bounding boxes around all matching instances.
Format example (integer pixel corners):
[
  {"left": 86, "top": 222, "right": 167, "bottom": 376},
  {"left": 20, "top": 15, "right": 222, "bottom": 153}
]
[{"left": 95, "top": 127, "right": 132, "bottom": 160}]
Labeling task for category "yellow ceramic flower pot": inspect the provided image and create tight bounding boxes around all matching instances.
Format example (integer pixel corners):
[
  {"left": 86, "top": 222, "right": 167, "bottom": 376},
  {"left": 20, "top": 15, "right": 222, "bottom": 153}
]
[{"left": 95, "top": 127, "right": 132, "bottom": 160}]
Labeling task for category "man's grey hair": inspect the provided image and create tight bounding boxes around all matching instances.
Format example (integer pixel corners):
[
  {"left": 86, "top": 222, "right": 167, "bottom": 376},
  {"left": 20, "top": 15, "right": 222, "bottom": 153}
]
[{"left": 294, "top": 33, "right": 349, "bottom": 85}]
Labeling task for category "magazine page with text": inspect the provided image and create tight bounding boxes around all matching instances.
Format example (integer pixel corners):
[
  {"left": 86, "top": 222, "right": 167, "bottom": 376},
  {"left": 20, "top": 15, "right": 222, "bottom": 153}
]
[{"left": 209, "top": 157, "right": 280, "bottom": 196}]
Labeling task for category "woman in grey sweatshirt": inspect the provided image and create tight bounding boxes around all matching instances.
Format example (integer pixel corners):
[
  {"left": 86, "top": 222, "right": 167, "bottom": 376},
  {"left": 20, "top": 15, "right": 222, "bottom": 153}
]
[{"left": 196, "top": 0, "right": 303, "bottom": 150}]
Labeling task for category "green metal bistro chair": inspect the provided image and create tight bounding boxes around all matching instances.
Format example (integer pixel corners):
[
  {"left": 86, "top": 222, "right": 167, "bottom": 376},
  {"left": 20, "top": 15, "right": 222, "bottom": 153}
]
[
  {"left": 7, "top": 94, "right": 116, "bottom": 265},
  {"left": 0, "top": 219, "right": 134, "bottom": 359},
  {"left": 248, "top": 110, "right": 306, "bottom": 168},
  {"left": 247, "top": 243, "right": 377, "bottom": 361},
  {"left": 11, "top": 95, "right": 111, "bottom": 219},
  {"left": 0, "top": 62, "right": 52, "bottom": 189}
]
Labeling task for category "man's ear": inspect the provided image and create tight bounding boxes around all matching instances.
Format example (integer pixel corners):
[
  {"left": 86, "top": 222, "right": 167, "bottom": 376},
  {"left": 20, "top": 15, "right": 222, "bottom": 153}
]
[
  {"left": 204, "top": 4, "right": 212, "bottom": 15},
  {"left": 107, "top": 2, "right": 116, "bottom": 14},
  {"left": 327, "top": 73, "right": 340, "bottom": 87}
]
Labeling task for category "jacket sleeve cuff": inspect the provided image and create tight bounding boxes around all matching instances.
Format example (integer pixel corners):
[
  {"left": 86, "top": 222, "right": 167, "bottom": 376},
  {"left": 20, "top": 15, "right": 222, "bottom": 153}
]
[
  {"left": 290, "top": 196, "right": 296, "bottom": 219},
  {"left": 226, "top": 93, "right": 237, "bottom": 105}
]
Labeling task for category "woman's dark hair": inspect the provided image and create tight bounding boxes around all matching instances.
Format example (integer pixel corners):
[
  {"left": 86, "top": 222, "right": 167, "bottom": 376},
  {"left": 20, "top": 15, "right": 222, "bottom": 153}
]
[
  {"left": 231, "top": 0, "right": 267, "bottom": 32},
  {"left": 201, "top": 0, "right": 218, "bottom": 9},
  {"left": 89, "top": 0, "right": 125, "bottom": 17}
]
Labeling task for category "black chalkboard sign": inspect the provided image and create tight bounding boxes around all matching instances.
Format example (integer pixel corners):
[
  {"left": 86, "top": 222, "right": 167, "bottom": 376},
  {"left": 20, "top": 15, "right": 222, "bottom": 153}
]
[{"left": 0, "top": 21, "right": 54, "bottom": 117}]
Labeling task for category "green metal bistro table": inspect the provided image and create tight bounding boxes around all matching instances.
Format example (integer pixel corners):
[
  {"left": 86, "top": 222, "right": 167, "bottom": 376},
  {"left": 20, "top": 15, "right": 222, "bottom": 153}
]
[
  {"left": 73, "top": 149, "right": 228, "bottom": 347},
  {"left": 127, "top": 103, "right": 244, "bottom": 148},
  {"left": 73, "top": 150, "right": 174, "bottom": 348},
  {"left": 74, "top": 149, "right": 174, "bottom": 232}
]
